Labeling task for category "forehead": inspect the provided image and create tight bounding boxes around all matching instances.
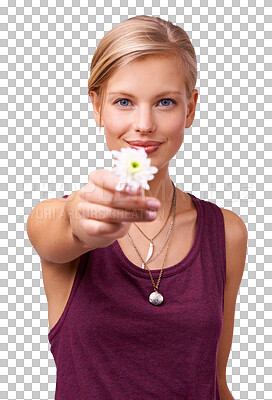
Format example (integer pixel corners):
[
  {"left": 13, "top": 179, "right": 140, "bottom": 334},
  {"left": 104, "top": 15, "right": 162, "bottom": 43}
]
[{"left": 106, "top": 55, "right": 185, "bottom": 93}]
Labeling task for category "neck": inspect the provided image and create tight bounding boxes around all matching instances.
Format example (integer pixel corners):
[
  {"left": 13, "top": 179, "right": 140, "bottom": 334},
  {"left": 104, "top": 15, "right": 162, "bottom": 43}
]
[
  {"left": 144, "top": 164, "right": 172, "bottom": 201},
  {"left": 141, "top": 164, "right": 175, "bottom": 222}
]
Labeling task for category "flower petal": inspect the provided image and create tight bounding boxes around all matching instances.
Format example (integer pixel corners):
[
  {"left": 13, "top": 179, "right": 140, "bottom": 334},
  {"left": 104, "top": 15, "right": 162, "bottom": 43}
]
[
  {"left": 111, "top": 150, "right": 121, "bottom": 157},
  {"left": 111, "top": 146, "right": 158, "bottom": 191}
]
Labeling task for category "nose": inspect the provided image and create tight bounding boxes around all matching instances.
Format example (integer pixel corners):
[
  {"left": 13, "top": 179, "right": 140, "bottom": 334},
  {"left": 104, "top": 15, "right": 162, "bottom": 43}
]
[{"left": 132, "top": 105, "right": 155, "bottom": 134}]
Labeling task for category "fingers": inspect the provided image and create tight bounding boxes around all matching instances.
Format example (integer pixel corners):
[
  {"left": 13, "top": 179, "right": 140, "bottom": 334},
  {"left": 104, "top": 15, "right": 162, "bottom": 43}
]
[
  {"left": 77, "top": 202, "right": 157, "bottom": 223},
  {"left": 80, "top": 171, "right": 160, "bottom": 210},
  {"left": 87, "top": 169, "right": 145, "bottom": 199},
  {"left": 89, "top": 169, "right": 123, "bottom": 193},
  {"left": 81, "top": 187, "right": 159, "bottom": 212},
  {"left": 79, "top": 217, "right": 125, "bottom": 237}
]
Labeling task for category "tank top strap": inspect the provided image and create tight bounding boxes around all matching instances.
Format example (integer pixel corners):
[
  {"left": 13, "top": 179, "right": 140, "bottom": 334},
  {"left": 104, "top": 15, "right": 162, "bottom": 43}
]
[
  {"left": 210, "top": 200, "right": 226, "bottom": 288},
  {"left": 188, "top": 192, "right": 226, "bottom": 279},
  {"left": 201, "top": 196, "right": 226, "bottom": 284}
]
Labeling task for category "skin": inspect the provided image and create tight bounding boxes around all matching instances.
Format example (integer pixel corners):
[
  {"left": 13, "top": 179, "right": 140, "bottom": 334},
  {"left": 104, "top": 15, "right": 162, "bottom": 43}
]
[{"left": 90, "top": 54, "right": 198, "bottom": 220}]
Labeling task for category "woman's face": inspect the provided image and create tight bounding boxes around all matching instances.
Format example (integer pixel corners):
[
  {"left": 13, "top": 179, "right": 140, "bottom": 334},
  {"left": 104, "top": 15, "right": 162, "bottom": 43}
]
[{"left": 91, "top": 55, "right": 198, "bottom": 171}]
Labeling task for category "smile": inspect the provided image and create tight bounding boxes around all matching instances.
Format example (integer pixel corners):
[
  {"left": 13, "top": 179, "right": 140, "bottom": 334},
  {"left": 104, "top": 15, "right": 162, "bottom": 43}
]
[{"left": 126, "top": 143, "right": 161, "bottom": 154}]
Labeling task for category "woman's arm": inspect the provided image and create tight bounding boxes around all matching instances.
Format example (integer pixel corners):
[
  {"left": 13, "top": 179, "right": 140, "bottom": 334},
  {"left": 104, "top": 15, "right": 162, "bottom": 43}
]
[
  {"left": 217, "top": 208, "right": 248, "bottom": 400},
  {"left": 218, "top": 383, "right": 235, "bottom": 400},
  {"left": 26, "top": 191, "right": 94, "bottom": 264}
]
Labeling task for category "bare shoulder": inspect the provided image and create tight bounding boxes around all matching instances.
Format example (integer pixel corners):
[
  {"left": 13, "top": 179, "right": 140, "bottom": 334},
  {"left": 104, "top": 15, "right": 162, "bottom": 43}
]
[
  {"left": 220, "top": 208, "right": 248, "bottom": 239},
  {"left": 220, "top": 208, "right": 248, "bottom": 279},
  {"left": 41, "top": 256, "right": 81, "bottom": 331}
]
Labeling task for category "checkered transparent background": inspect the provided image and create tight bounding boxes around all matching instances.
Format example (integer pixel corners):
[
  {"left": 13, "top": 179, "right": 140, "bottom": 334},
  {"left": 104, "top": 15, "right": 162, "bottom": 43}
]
[{"left": 0, "top": 1, "right": 271, "bottom": 399}]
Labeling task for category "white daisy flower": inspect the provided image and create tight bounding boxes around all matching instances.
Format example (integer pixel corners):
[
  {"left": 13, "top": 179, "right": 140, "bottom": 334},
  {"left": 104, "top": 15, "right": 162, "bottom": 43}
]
[{"left": 111, "top": 147, "right": 158, "bottom": 191}]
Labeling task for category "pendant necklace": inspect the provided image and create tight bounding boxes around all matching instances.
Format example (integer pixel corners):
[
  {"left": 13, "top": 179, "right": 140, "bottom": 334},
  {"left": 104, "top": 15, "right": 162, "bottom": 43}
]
[{"left": 128, "top": 181, "right": 175, "bottom": 269}]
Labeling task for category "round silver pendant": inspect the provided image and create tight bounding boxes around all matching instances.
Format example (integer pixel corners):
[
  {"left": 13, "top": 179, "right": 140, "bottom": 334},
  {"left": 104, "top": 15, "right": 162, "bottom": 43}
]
[{"left": 149, "top": 291, "right": 164, "bottom": 306}]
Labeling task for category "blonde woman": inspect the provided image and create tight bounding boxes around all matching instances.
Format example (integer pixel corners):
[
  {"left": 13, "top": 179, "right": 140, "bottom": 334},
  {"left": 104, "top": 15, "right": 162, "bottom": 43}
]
[{"left": 27, "top": 15, "right": 247, "bottom": 400}]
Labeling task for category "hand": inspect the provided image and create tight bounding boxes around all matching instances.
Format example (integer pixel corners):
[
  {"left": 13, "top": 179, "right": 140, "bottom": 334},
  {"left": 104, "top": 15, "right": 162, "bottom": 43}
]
[{"left": 75, "top": 169, "right": 161, "bottom": 248}]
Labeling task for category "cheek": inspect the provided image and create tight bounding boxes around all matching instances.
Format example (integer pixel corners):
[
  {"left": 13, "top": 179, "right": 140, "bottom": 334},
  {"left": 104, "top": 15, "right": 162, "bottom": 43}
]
[
  {"left": 103, "top": 111, "right": 127, "bottom": 149},
  {"left": 160, "top": 114, "right": 186, "bottom": 137},
  {"left": 103, "top": 109, "right": 127, "bottom": 133}
]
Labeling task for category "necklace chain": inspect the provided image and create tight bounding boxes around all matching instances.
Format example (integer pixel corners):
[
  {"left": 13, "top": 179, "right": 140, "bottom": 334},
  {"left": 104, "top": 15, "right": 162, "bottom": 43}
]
[
  {"left": 127, "top": 181, "right": 175, "bottom": 264},
  {"left": 133, "top": 183, "right": 174, "bottom": 240},
  {"left": 127, "top": 182, "right": 176, "bottom": 292}
]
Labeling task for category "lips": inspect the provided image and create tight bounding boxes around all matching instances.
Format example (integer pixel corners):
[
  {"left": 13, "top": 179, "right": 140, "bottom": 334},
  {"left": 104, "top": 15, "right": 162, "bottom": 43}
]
[
  {"left": 126, "top": 140, "right": 162, "bottom": 146},
  {"left": 126, "top": 141, "right": 162, "bottom": 154}
]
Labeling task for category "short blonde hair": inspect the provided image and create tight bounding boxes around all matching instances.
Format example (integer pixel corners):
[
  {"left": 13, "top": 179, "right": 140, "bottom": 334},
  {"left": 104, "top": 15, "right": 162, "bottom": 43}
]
[{"left": 88, "top": 15, "right": 198, "bottom": 130}]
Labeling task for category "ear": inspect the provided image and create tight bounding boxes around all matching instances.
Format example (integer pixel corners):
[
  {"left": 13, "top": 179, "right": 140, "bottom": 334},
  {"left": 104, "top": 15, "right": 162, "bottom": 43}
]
[
  {"left": 89, "top": 90, "right": 104, "bottom": 127},
  {"left": 185, "top": 89, "right": 198, "bottom": 129}
]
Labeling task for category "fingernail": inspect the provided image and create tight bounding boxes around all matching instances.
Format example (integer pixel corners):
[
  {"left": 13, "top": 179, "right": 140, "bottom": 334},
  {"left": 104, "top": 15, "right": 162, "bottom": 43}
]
[{"left": 146, "top": 210, "right": 157, "bottom": 220}]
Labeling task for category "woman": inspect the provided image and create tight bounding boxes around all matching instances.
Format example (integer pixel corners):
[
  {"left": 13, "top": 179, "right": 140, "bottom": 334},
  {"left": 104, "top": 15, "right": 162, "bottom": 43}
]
[{"left": 27, "top": 15, "right": 247, "bottom": 400}]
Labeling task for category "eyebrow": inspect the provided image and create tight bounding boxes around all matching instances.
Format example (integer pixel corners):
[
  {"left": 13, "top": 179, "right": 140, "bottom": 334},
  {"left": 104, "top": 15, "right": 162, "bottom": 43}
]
[{"left": 107, "top": 90, "right": 183, "bottom": 98}]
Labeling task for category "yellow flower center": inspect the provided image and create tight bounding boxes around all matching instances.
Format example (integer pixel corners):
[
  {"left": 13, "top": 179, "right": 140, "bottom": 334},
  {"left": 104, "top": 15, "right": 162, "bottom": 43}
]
[{"left": 127, "top": 160, "right": 142, "bottom": 174}]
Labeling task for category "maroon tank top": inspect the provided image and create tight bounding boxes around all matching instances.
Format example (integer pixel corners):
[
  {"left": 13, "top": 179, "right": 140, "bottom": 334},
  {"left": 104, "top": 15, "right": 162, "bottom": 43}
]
[{"left": 48, "top": 192, "right": 226, "bottom": 399}]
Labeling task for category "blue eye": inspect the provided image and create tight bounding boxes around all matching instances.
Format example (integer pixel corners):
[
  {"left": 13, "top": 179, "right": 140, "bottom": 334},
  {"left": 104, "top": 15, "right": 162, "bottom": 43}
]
[
  {"left": 114, "top": 98, "right": 176, "bottom": 107},
  {"left": 116, "top": 99, "right": 131, "bottom": 107},
  {"left": 160, "top": 98, "right": 176, "bottom": 106}
]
